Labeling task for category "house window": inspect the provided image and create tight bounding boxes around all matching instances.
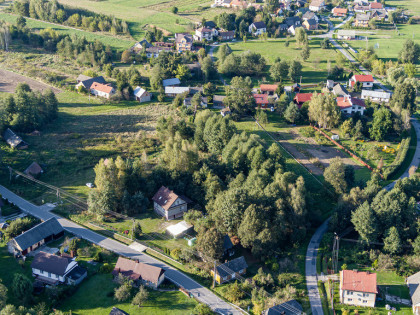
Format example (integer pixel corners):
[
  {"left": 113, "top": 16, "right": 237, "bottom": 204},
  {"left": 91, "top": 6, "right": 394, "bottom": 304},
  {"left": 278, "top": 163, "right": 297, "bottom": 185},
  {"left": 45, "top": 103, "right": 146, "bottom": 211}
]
[
  {"left": 48, "top": 272, "right": 51, "bottom": 277},
  {"left": 347, "top": 298, "right": 352, "bottom": 302},
  {"left": 363, "top": 300, "right": 368, "bottom": 303},
  {"left": 358, "top": 107, "right": 362, "bottom": 109},
  {"left": 348, "top": 291, "right": 353, "bottom": 295}
]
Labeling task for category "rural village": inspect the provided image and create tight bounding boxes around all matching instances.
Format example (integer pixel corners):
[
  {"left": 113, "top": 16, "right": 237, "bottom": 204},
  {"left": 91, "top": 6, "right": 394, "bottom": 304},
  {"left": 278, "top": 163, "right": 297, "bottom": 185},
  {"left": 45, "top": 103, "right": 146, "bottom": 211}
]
[{"left": 0, "top": 0, "right": 419, "bottom": 314}]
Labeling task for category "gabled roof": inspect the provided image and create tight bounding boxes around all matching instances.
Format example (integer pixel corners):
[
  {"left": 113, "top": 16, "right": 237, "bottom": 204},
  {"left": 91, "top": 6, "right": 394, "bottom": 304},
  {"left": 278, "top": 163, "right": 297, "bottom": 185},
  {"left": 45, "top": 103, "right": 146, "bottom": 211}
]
[
  {"left": 340, "top": 270, "right": 378, "bottom": 294},
  {"left": 253, "top": 94, "right": 270, "bottom": 105},
  {"left": 223, "top": 235, "right": 234, "bottom": 251},
  {"left": 14, "top": 218, "right": 63, "bottom": 251},
  {"left": 175, "top": 33, "right": 193, "bottom": 44},
  {"left": 251, "top": 21, "right": 267, "bottom": 29},
  {"left": 337, "top": 97, "right": 365, "bottom": 109},
  {"left": 215, "top": 256, "right": 248, "bottom": 278},
  {"left": 285, "top": 16, "right": 301, "bottom": 26},
  {"left": 165, "top": 86, "right": 190, "bottom": 94},
  {"left": 24, "top": 162, "right": 43, "bottom": 177},
  {"left": 332, "top": 7, "right": 348, "bottom": 14},
  {"left": 305, "top": 19, "right": 318, "bottom": 25},
  {"left": 31, "top": 252, "right": 72, "bottom": 276},
  {"left": 294, "top": 93, "right": 313, "bottom": 104},
  {"left": 302, "top": 11, "right": 316, "bottom": 20},
  {"left": 310, "top": 0, "right": 325, "bottom": 7},
  {"left": 265, "top": 299, "right": 303, "bottom": 315},
  {"left": 407, "top": 271, "right": 420, "bottom": 306},
  {"left": 162, "top": 78, "right": 181, "bottom": 87},
  {"left": 260, "top": 84, "right": 278, "bottom": 92},
  {"left": 219, "top": 30, "right": 235, "bottom": 37},
  {"left": 152, "top": 186, "right": 186, "bottom": 211},
  {"left": 333, "top": 84, "right": 349, "bottom": 97},
  {"left": 90, "top": 82, "right": 114, "bottom": 94},
  {"left": 112, "top": 257, "right": 165, "bottom": 284},
  {"left": 353, "top": 74, "right": 374, "bottom": 82},
  {"left": 197, "top": 27, "right": 212, "bottom": 33},
  {"left": 133, "top": 86, "right": 148, "bottom": 98},
  {"left": 109, "top": 307, "right": 129, "bottom": 315},
  {"left": 79, "top": 76, "right": 106, "bottom": 89},
  {"left": 369, "top": 2, "right": 383, "bottom": 9},
  {"left": 356, "top": 13, "right": 371, "bottom": 21},
  {"left": 3, "top": 128, "right": 27, "bottom": 148}
]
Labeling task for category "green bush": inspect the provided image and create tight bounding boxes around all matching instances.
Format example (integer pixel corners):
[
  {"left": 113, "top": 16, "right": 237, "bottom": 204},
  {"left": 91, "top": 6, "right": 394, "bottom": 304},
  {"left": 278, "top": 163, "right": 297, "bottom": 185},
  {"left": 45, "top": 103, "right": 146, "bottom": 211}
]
[
  {"left": 99, "top": 263, "right": 114, "bottom": 274},
  {"left": 299, "top": 126, "right": 315, "bottom": 138},
  {"left": 383, "top": 136, "right": 411, "bottom": 179}
]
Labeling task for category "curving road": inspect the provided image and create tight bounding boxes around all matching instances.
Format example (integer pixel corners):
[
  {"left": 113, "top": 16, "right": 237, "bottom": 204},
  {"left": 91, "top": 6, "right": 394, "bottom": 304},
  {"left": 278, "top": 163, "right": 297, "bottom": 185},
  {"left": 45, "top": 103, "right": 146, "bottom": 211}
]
[{"left": 0, "top": 185, "right": 243, "bottom": 315}]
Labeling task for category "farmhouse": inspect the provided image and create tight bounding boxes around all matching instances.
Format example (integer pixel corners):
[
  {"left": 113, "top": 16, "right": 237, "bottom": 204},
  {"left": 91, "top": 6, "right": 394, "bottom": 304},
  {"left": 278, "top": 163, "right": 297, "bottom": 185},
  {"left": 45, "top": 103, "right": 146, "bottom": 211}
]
[
  {"left": 337, "top": 30, "right": 357, "bottom": 40},
  {"left": 407, "top": 271, "right": 420, "bottom": 315},
  {"left": 175, "top": 33, "right": 193, "bottom": 52},
  {"left": 309, "top": 0, "right": 325, "bottom": 12},
  {"left": 162, "top": 78, "right": 181, "bottom": 87},
  {"left": 24, "top": 162, "right": 43, "bottom": 178},
  {"left": 349, "top": 74, "right": 374, "bottom": 89},
  {"left": 112, "top": 257, "right": 165, "bottom": 289},
  {"left": 264, "top": 299, "right": 303, "bottom": 315},
  {"left": 293, "top": 93, "right": 314, "bottom": 107},
  {"left": 152, "top": 186, "right": 191, "bottom": 220},
  {"left": 165, "top": 87, "right": 190, "bottom": 97},
  {"left": 337, "top": 96, "right": 366, "bottom": 115},
  {"left": 332, "top": 7, "right": 348, "bottom": 16},
  {"left": 340, "top": 270, "right": 377, "bottom": 308},
  {"left": 8, "top": 217, "right": 64, "bottom": 256},
  {"left": 90, "top": 82, "right": 115, "bottom": 99},
  {"left": 75, "top": 75, "right": 106, "bottom": 90},
  {"left": 3, "top": 128, "right": 28, "bottom": 149},
  {"left": 361, "top": 90, "right": 391, "bottom": 103},
  {"left": 249, "top": 21, "right": 267, "bottom": 36},
  {"left": 211, "top": 256, "right": 248, "bottom": 284},
  {"left": 31, "top": 252, "right": 87, "bottom": 285},
  {"left": 133, "top": 86, "right": 152, "bottom": 103},
  {"left": 355, "top": 13, "right": 371, "bottom": 27}
]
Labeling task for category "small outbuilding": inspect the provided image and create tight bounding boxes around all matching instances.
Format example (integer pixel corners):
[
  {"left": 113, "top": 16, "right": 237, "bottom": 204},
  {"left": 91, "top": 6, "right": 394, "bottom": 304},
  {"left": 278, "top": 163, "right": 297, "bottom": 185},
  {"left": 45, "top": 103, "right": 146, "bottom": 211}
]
[
  {"left": 24, "top": 162, "right": 44, "bottom": 178},
  {"left": 133, "top": 86, "right": 152, "bottom": 103},
  {"left": 3, "top": 128, "right": 28, "bottom": 150}
]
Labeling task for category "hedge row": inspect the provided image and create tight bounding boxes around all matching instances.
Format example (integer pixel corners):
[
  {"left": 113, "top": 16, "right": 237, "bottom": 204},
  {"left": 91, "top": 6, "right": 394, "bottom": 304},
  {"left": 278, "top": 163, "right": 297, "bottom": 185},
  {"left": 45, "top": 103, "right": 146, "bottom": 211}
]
[{"left": 383, "top": 136, "right": 411, "bottom": 180}]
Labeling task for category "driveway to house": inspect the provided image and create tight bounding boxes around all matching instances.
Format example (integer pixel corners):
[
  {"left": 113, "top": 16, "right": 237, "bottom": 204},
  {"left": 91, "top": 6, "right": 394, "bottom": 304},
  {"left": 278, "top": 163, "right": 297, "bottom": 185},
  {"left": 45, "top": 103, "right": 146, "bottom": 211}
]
[
  {"left": 0, "top": 185, "right": 243, "bottom": 315},
  {"left": 209, "top": 44, "right": 227, "bottom": 86}
]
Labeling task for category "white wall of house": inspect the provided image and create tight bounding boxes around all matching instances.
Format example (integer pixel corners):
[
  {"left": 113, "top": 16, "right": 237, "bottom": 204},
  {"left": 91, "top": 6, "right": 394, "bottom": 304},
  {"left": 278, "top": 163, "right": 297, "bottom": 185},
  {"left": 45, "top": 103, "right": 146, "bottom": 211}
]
[
  {"left": 341, "top": 105, "right": 365, "bottom": 115},
  {"left": 153, "top": 198, "right": 188, "bottom": 220},
  {"left": 91, "top": 89, "right": 115, "bottom": 99},
  {"left": 32, "top": 268, "right": 66, "bottom": 282},
  {"left": 340, "top": 289, "right": 376, "bottom": 308},
  {"left": 249, "top": 24, "right": 266, "bottom": 35}
]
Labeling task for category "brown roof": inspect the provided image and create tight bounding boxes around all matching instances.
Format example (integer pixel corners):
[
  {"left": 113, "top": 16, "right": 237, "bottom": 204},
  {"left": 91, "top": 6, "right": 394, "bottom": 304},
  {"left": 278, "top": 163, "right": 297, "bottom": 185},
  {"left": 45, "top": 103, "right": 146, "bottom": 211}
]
[
  {"left": 31, "top": 252, "right": 72, "bottom": 276},
  {"left": 152, "top": 186, "right": 185, "bottom": 211},
  {"left": 310, "top": 0, "right": 324, "bottom": 7},
  {"left": 260, "top": 84, "right": 278, "bottom": 92},
  {"left": 333, "top": 7, "right": 347, "bottom": 14},
  {"left": 370, "top": 2, "right": 383, "bottom": 9},
  {"left": 340, "top": 270, "right": 378, "bottom": 294},
  {"left": 24, "top": 162, "right": 43, "bottom": 176},
  {"left": 112, "top": 257, "right": 165, "bottom": 284},
  {"left": 90, "top": 82, "right": 114, "bottom": 94},
  {"left": 337, "top": 97, "right": 365, "bottom": 109}
]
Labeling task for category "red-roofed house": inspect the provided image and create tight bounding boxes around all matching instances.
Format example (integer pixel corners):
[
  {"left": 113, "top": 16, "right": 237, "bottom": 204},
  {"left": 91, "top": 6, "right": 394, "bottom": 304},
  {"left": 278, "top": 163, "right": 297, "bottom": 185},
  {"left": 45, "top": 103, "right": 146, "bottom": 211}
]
[
  {"left": 253, "top": 94, "right": 270, "bottom": 108},
  {"left": 340, "top": 270, "right": 377, "bottom": 307},
  {"left": 260, "top": 84, "right": 278, "bottom": 96},
  {"left": 369, "top": 1, "right": 383, "bottom": 10},
  {"left": 90, "top": 82, "right": 116, "bottom": 99},
  {"left": 337, "top": 96, "right": 366, "bottom": 115},
  {"left": 349, "top": 74, "right": 374, "bottom": 89},
  {"left": 293, "top": 93, "right": 313, "bottom": 107},
  {"left": 332, "top": 7, "right": 348, "bottom": 16},
  {"left": 152, "top": 186, "right": 191, "bottom": 220}
]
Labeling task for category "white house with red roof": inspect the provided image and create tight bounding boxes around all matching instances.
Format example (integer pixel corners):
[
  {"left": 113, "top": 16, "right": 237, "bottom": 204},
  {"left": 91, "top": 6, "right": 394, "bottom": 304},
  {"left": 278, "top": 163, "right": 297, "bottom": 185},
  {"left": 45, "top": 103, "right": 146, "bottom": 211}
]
[
  {"left": 340, "top": 270, "right": 378, "bottom": 308},
  {"left": 90, "top": 82, "right": 116, "bottom": 99},
  {"left": 253, "top": 94, "right": 270, "bottom": 108},
  {"left": 349, "top": 74, "right": 374, "bottom": 89},
  {"left": 336, "top": 96, "right": 366, "bottom": 115},
  {"left": 293, "top": 93, "right": 314, "bottom": 108}
]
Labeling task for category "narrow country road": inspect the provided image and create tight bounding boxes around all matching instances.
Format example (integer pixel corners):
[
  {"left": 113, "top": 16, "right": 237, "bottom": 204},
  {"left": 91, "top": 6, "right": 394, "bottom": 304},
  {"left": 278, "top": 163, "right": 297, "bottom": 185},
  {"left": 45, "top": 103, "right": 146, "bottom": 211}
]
[
  {"left": 209, "top": 44, "right": 227, "bottom": 86},
  {"left": 0, "top": 185, "right": 243, "bottom": 315}
]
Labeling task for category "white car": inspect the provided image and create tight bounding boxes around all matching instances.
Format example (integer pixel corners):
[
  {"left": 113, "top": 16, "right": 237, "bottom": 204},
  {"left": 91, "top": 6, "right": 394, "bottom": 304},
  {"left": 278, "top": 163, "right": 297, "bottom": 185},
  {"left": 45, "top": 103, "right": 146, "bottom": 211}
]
[
  {"left": 213, "top": 42, "right": 219, "bottom": 45},
  {"left": 86, "top": 183, "right": 95, "bottom": 188}
]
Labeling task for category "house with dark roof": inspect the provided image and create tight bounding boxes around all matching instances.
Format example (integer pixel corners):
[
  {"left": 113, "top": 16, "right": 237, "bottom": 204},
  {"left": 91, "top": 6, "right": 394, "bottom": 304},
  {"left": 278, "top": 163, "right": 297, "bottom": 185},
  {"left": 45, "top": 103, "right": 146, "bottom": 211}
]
[
  {"left": 24, "top": 162, "right": 43, "bottom": 178},
  {"left": 340, "top": 270, "right": 377, "bottom": 307},
  {"left": 152, "top": 186, "right": 190, "bottom": 220},
  {"left": 223, "top": 235, "right": 234, "bottom": 257},
  {"left": 112, "top": 257, "right": 165, "bottom": 288},
  {"left": 75, "top": 76, "right": 106, "bottom": 90},
  {"left": 302, "top": 11, "right": 319, "bottom": 22},
  {"left": 407, "top": 271, "right": 420, "bottom": 315},
  {"left": 211, "top": 256, "right": 248, "bottom": 284},
  {"left": 218, "top": 30, "right": 235, "bottom": 41},
  {"left": 284, "top": 16, "right": 301, "bottom": 27},
  {"left": 131, "top": 39, "right": 153, "bottom": 52},
  {"left": 249, "top": 21, "right": 267, "bottom": 36},
  {"left": 337, "top": 96, "right": 366, "bottom": 115},
  {"left": 332, "top": 84, "right": 350, "bottom": 97},
  {"left": 264, "top": 299, "right": 303, "bottom": 315},
  {"left": 109, "top": 307, "right": 129, "bottom": 315},
  {"left": 303, "top": 18, "right": 319, "bottom": 30},
  {"left": 3, "top": 128, "right": 28, "bottom": 150},
  {"left": 31, "top": 252, "right": 87, "bottom": 285},
  {"left": 8, "top": 217, "right": 64, "bottom": 255}
]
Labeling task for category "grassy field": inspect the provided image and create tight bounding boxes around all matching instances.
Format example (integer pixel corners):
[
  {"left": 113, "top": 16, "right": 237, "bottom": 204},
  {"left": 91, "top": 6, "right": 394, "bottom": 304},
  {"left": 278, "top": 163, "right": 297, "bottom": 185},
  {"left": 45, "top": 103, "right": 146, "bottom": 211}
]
[{"left": 226, "top": 38, "right": 339, "bottom": 85}]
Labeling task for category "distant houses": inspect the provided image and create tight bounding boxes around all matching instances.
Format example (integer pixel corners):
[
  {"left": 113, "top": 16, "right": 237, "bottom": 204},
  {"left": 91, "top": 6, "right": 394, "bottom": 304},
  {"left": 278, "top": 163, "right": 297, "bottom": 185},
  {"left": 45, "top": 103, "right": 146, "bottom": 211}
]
[
  {"left": 339, "top": 270, "right": 377, "bottom": 307},
  {"left": 112, "top": 257, "right": 165, "bottom": 289},
  {"left": 152, "top": 186, "right": 191, "bottom": 220},
  {"left": 8, "top": 217, "right": 64, "bottom": 256},
  {"left": 3, "top": 128, "right": 28, "bottom": 149},
  {"left": 211, "top": 256, "right": 248, "bottom": 284}
]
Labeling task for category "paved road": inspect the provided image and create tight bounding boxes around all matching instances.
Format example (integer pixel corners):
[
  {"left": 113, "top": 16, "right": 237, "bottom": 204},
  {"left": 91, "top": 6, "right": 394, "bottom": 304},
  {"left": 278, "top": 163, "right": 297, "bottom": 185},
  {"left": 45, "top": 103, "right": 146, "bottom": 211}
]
[{"left": 0, "top": 185, "right": 243, "bottom": 315}]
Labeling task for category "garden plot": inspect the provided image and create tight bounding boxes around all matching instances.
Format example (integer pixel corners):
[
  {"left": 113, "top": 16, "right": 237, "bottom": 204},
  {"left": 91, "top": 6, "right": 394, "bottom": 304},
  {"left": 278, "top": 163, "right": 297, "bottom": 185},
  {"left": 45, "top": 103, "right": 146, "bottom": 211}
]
[{"left": 0, "top": 69, "right": 61, "bottom": 94}]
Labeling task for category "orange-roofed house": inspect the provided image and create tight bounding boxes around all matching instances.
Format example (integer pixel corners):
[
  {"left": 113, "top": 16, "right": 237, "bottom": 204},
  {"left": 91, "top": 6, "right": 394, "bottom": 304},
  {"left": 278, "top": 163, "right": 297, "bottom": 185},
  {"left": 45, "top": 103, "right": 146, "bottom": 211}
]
[
  {"left": 260, "top": 84, "right": 278, "bottom": 96},
  {"left": 253, "top": 94, "right": 270, "bottom": 108},
  {"left": 340, "top": 270, "right": 378, "bottom": 308},
  {"left": 349, "top": 74, "right": 374, "bottom": 89},
  {"left": 369, "top": 1, "right": 383, "bottom": 10},
  {"left": 332, "top": 7, "right": 348, "bottom": 16},
  {"left": 90, "top": 82, "right": 116, "bottom": 99},
  {"left": 336, "top": 96, "right": 366, "bottom": 115},
  {"left": 152, "top": 186, "right": 191, "bottom": 220},
  {"left": 293, "top": 93, "right": 313, "bottom": 108}
]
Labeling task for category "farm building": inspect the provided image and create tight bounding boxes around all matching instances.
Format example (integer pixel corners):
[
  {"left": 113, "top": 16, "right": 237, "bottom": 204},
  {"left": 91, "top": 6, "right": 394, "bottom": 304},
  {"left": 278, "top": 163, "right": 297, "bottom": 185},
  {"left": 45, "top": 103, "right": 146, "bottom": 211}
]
[
  {"left": 133, "top": 87, "right": 152, "bottom": 103},
  {"left": 3, "top": 128, "right": 28, "bottom": 149}
]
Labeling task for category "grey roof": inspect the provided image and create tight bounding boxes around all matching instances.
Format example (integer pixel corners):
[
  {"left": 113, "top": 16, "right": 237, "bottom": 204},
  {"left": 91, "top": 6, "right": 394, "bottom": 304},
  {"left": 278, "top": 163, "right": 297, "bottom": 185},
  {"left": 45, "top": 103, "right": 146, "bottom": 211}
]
[
  {"left": 252, "top": 21, "right": 267, "bottom": 29},
  {"left": 223, "top": 235, "right": 234, "bottom": 251},
  {"left": 278, "top": 23, "right": 288, "bottom": 30},
  {"left": 361, "top": 89, "right": 391, "bottom": 99},
  {"left": 24, "top": 162, "right": 43, "bottom": 176},
  {"left": 3, "top": 128, "right": 26, "bottom": 148},
  {"left": 79, "top": 76, "right": 106, "bottom": 89},
  {"left": 204, "top": 21, "right": 217, "bottom": 29},
  {"left": 302, "top": 11, "right": 316, "bottom": 20},
  {"left": 333, "top": 84, "right": 349, "bottom": 97},
  {"left": 31, "top": 252, "right": 72, "bottom": 276},
  {"left": 138, "top": 39, "right": 152, "bottom": 48},
  {"left": 14, "top": 217, "right": 63, "bottom": 251},
  {"left": 285, "top": 16, "right": 301, "bottom": 26},
  {"left": 109, "top": 307, "right": 129, "bottom": 315},
  {"left": 265, "top": 299, "right": 303, "bottom": 315},
  {"left": 356, "top": 13, "right": 371, "bottom": 21},
  {"left": 133, "top": 86, "right": 147, "bottom": 98},
  {"left": 305, "top": 18, "right": 318, "bottom": 25},
  {"left": 165, "top": 86, "right": 190, "bottom": 94},
  {"left": 215, "top": 256, "right": 248, "bottom": 278},
  {"left": 408, "top": 272, "right": 420, "bottom": 306},
  {"left": 76, "top": 74, "right": 91, "bottom": 82},
  {"left": 162, "top": 78, "right": 181, "bottom": 87}
]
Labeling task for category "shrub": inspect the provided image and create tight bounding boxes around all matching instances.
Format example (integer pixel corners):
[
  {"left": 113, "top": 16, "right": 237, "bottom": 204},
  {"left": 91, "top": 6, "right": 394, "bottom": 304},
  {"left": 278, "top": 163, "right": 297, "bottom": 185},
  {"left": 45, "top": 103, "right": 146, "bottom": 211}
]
[
  {"left": 382, "top": 136, "right": 411, "bottom": 179},
  {"left": 299, "top": 126, "right": 315, "bottom": 138},
  {"left": 99, "top": 263, "right": 114, "bottom": 274}
]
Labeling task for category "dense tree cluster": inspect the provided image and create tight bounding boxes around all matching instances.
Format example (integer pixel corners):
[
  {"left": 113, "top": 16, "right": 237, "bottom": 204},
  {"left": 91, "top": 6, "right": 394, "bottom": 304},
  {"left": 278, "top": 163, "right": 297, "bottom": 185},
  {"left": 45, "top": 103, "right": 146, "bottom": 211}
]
[
  {"left": 218, "top": 49, "right": 266, "bottom": 77},
  {"left": 12, "top": 0, "right": 129, "bottom": 34},
  {"left": 270, "top": 58, "right": 303, "bottom": 83},
  {"left": 0, "top": 83, "right": 58, "bottom": 132}
]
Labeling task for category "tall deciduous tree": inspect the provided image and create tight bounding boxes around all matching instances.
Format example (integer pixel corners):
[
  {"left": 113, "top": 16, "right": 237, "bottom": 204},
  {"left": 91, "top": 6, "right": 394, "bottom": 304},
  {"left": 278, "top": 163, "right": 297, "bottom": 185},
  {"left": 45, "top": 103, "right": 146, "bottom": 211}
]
[
  {"left": 196, "top": 227, "right": 224, "bottom": 260},
  {"left": 324, "top": 157, "right": 348, "bottom": 194},
  {"left": 131, "top": 285, "right": 148, "bottom": 307},
  {"left": 399, "top": 39, "right": 420, "bottom": 64},
  {"left": 369, "top": 107, "right": 392, "bottom": 141},
  {"left": 308, "top": 93, "right": 341, "bottom": 129},
  {"left": 351, "top": 201, "right": 378, "bottom": 244}
]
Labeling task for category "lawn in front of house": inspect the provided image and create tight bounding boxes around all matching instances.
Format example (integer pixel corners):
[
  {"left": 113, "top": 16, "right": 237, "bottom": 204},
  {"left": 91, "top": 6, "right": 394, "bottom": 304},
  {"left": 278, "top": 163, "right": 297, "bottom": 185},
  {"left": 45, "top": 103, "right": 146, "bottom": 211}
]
[{"left": 58, "top": 273, "right": 198, "bottom": 315}]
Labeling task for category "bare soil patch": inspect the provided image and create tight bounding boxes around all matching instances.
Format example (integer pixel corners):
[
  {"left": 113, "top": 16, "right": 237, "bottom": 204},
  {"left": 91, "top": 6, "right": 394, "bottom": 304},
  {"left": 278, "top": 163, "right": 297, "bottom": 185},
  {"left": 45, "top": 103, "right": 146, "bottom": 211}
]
[{"left": 0, "top": 69, "right": 61, "bottom": 94}]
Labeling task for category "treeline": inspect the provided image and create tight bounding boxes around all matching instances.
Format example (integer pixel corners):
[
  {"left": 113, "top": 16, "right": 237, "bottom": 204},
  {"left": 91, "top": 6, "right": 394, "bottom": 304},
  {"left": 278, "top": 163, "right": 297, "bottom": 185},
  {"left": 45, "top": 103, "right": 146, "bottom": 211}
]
[
  {"left": 12, "top": 0, "right": 129, "bottom": 35},
  {"left": 0, "top": 83, "right": 58, "bottom": 133},
  {"left": 88, "top": 109, "right": 322, "bottom": 260}
]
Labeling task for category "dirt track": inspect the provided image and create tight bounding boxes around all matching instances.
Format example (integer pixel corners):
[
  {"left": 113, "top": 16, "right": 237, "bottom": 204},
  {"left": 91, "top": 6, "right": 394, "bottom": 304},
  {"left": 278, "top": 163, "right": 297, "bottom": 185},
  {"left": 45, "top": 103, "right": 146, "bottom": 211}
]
[{"left": 0, "top": 69, "right": 61, "bottom": 94}]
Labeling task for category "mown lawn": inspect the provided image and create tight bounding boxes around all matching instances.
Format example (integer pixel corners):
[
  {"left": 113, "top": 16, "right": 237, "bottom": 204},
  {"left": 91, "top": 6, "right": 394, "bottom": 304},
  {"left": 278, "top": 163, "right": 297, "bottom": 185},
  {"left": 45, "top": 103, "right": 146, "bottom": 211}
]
[{"left": 58, "top": 274, "right": 198, "bottom": 315}]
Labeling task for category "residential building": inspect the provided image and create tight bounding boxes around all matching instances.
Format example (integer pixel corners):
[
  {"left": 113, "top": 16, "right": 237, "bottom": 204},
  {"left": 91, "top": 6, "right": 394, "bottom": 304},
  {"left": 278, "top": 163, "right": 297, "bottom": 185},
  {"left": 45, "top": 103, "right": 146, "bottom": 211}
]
[
  {"left": 284, "top": 16, "right": 301, "bottom": 27},
  {"left": 90, "top": 82, "right": 116, "bottom": 99},
  {"left": 332, "top": 7, "right": 348, "bottom": 16},
  {"left": 175, "top": 33, "right": 193, "bottom": 52},
  {"left": 361, "top": 90, "right": 391, "bottom": 103},
  {"left": 340, "top": 270, "right": 378, "bottom": 307},
  {"left": 3, "top": 128, "right": 28, "bottom": 149},
  {"left": 278, "top": 24, "right": 289, "bottom": 32},
  {"left": 337, "top": 30, "right": 357, "bottom": 40},
  {"left": 152, "top": 186, "right": 190, "bottom": 220},
  {"left": 253, "top": 94, "right": 270, "bottom": 108},
  {"left": 249, "top": 21, "right": 267, "bottom": 36},
  {"left": 194, "top": 27, "right": 213, "bottom": 41},
  {"left": 369, "top": 1, "right": 383, "bottom": 10},
  {"left": 24, "top": 162, "right": 43, "bottom": 178},
  {"left": 294, "top": 93, "right": 314, "bottom": 107},
  {"left": 219, "top": 30, "right": 235, "bottom": 41},
  {"left": 75, "top": 76, "right": 106, "bottom": 90},
  {"left": 145, "top": 46, "right": 172, "bottom": 58},
  {"left": 165, "top": 86, "right": 190, "bottom": 97},
  {"left": 407, "top": 271, "right": 420, "bottom": 315},
  {"left": 162, "top": 78, "right": 181, "bottom": 87},
  {"left": 211, "top": 256, "right": 248, "bottom": 284},
  {"left": 302, "top": 11, "right": 319, "bottom": 22},
  {"left": 76, "top": 74, "right": 91, "bottom": 83},
  {"left": 204, "top": 21, "right": 217, "bottom": 29},
  {"left": 354, "top": 3, "right": 370, "bottom": 12},
  {"left": 213, "top": 95, "right": 226, "bottom": 108},
  {"left": 288, "top": 25, "right": 298, "bottom": 35},
  {"left": 371, "top": 9, "right": 387, "bottom": 20},
  {"left": 133, "top": 87, "right": 152, "bottom": 103},
  {"left": 303, "top": 18, "right": 319, "bottom": 30},
  {"left": 332, "top": 83, "right": 350, "bottom": 97},
  {"left": 349, "top": 74, "right": 374, "bottom": 89},
  {"left": 223, "top": 235, "right": 235, "bottom": 257},
  {"left": 31, "top": 252, "right": 87, "bottom": 285},
  {"left": 326, "top": 79, "right": 335, "bottom": 90},
  {"left": 166, "top": 221, "right": 193, "bottom": 238},
  {"left": 109, "top": 307, "right": 129, "bottom": 315},
  {"left": 260, "top": 84, "right": 278, "bottom": 95},
  {"left": 8, "top": 217, "right": 64, "bottom": 256},
  {"left": 214, "top": 0, "right": 231, "bottom": 7},
  {"left": 112, "top": 257, "right": 165, "bottom": 289},
  {"left": 355, "top": 13, "right": 371, "bottom": 27},
  {"left": 184, "top": 96, "right": 208, "bottom": 108},
  {"left": 309, "top": 0, "right": 325, "bottom": 11},
  {"left": 337, "top": 96, "right": 366, "bottom": 115},
  {"left": 231, "top": 0, "right": 247, "bottom": 8},
  {"left": 131, "top": 39, "right": 152, "bottom": 52},
  {"left": 264, "top": 299, "right": 303, "bottom": 315}
]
